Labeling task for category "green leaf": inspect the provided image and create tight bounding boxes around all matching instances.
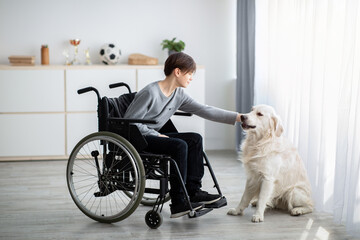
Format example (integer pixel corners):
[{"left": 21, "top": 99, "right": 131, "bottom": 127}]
[{"left": 161, "top": 37, "right": 185, "bottom": 52}]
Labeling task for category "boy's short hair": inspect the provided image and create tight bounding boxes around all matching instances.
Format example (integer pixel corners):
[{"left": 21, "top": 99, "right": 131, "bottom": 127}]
[{"left": 164, "top": 52, "right": 196, "bottom": 76}]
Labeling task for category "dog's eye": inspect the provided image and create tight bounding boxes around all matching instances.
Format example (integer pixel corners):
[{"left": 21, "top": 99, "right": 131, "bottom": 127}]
[{"left": 257, "top": 112, "right": 263, "bottom": 117}]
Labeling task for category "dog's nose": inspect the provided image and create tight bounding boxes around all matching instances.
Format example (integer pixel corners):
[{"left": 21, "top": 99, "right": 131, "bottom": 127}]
[{"left": 241, "top": 115, "right": 247, "bottom": 122}]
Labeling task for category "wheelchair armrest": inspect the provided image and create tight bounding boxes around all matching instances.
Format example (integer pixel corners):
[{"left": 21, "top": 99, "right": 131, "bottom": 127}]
[
  {"left": 107, "top": 117, "right": 154, "bottom": 151},
  {"left": 174, "top": 111, "right": 192, "bottom": 117},
  {"left": 107, "top": 117, "right": 158, "bottom": 124}
]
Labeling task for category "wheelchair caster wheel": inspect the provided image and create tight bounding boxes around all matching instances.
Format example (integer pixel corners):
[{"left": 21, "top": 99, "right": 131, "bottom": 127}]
[
  {"left": 189, "top": 210, "right": 196, "bottom": 217},
  {"left": 145, "top": 210, "right": 163, "bottom": 229}
]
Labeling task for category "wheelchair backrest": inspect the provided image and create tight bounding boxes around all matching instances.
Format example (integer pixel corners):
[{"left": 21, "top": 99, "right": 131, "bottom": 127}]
[
  {"left": 97, "top": 91, "right": 179, "bottom": 151},
  {"left": 98, "top": 92, "right": 150, "bottom": 151},
  {"left": 98, "top": 92, "right": 136, "bottom": 132}
]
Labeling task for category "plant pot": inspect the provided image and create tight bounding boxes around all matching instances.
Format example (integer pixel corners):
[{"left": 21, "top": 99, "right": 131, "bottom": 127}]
[{"left": 168, "top": 50, "right": 178, "bottom": 56}]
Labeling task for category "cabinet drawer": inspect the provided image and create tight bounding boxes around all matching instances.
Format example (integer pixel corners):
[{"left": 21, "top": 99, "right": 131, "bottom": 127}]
[
  {"left": 137, "top": 69, "right": 165, "bottom": 90},
  {"left": 66, "top": 69, "right": 136, "bottom": 111},
  {"left": 0, "top": 70, "right": 64, "bottom": 112},
  {"left": 66, "top": 113, "right": 97, "bottom": 155},
  {"left": 171, "top": 115, "right": 205, "bottom": 137},
  {"left": 0, "top": 114, "right": 65, "bottom": 157}
]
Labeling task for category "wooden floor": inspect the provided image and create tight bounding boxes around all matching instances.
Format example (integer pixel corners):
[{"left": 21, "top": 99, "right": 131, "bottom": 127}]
[{"left": 0, "top": 150, "right": 358, "bottom": 240}]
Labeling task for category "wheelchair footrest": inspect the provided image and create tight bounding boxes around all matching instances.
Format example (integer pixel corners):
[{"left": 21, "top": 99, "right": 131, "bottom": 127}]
[
  {"left": 204, "top": 196, "right": 227, "bottom": 209},
  {"left": 188, "top": 208, "right": 213, "bottom": 218}
]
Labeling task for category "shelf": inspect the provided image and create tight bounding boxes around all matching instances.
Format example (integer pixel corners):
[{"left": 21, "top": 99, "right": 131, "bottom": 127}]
[{"left": 0, "top": 64, "right": 204, "bottom": 70}]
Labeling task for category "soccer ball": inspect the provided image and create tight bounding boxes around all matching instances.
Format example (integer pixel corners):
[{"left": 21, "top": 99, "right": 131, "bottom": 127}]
[{"left": 99, "top": 43, "right": 121, "bottom": 65}]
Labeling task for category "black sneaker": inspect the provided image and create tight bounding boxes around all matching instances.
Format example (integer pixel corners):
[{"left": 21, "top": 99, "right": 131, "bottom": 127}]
[
  {"left": 170, "top": 202, "right": 204, "bottom": 218},
  {"left": 190, "top": 190, "right": 221, "bottom": 205}
]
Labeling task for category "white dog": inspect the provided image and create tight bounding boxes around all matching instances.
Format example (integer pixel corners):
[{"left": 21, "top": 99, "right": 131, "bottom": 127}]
[{"left": 227, "top": 104, "right": 313, "bottom": 222}]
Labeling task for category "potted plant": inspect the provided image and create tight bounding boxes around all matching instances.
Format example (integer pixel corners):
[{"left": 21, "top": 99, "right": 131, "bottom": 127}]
[{"left": 161, "top": 37, "right": 185, "bottom": 55}]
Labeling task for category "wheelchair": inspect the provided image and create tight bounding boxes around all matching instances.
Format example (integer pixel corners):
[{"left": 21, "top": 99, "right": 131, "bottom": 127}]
[{"left": 66, "top": 82, "right": 227, "bottom": 229}]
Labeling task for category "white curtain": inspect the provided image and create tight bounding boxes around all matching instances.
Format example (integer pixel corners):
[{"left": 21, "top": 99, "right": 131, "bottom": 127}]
[{"left": 254, "top": 0, "right": 360, "bottom": 236}]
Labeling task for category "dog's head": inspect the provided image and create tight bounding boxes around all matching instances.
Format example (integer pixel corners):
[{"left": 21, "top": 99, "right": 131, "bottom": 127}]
[{"left": 240, "top": 104, "right": 283, "bottom": 138}]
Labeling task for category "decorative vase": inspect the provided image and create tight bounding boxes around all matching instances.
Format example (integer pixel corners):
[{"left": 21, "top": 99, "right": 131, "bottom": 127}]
[{"left": 41, "top": 45, "right": 49, "bottom": 65}]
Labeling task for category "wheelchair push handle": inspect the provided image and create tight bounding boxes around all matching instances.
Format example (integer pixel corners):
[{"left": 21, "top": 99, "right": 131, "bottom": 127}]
[
  {"left": 77, "top": 86, "right": 101, "bottom": 103},
  {"left": 78, "top": 87, "right": 95, "bottom": 94},
  {"left": 109, "top": 82, "right": 132, "bottom": 93}
]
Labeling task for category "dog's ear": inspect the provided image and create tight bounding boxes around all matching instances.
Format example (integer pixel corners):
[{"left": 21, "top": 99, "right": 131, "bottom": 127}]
[{"left": 271, "top": 114, "right": 283, "bottom": 137}]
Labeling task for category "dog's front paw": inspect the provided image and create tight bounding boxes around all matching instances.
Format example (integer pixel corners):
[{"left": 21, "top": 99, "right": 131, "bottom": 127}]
[
  {"left": 227, "top": 208, "right": 243, "bottom": 216},
  {"left": 251, "top": 214, "right": 264, "bottom": 223}
]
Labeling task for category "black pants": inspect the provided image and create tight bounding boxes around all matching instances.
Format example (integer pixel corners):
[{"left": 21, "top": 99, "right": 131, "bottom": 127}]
[{"left": 144, "top": 132, "right": 204, "bottom": 205}]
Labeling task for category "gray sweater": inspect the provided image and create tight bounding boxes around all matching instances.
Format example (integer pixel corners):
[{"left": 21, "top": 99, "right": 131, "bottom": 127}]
[{"left": 124, "top": 81, "right": 238, "bottom": 136}]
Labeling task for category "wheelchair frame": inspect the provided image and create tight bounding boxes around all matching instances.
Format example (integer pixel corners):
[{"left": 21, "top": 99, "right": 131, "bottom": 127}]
[{"left": 66, "top": 82, "right": 227, "bottom": 229}]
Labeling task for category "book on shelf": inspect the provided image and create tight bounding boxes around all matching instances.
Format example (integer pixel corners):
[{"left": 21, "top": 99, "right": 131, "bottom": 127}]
[
  {"left": 8, "top": 56, "right": 35, "bottom": 66},
  {"left": 10, "top": 62, "right": 36, "bottom": 66}
]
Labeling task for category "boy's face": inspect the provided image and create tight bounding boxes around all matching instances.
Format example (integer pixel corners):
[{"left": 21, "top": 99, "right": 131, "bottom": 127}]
[{"left": 175, "top": 68, "right": 193, "bottom": 88}]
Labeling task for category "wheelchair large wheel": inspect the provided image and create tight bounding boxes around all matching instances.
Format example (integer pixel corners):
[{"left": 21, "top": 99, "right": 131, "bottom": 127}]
[{"left": 66, "top": 132, "right": 145, "bottom": 223}]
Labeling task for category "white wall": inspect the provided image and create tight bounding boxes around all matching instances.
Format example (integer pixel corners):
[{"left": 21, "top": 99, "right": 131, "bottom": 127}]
[{"left": 0, "top": 0, "right": 237, "bottom": 150}]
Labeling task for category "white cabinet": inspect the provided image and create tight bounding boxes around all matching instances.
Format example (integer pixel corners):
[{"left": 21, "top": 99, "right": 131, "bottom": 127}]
[
  {"left": 0, "top": 114, "right": 65, "bottom": 157},
  {"left": 0, "top": 70, "right": 65, "bottom": 159},
  {"left": 65, "top": 69, "right": 137, "bottom": 154},
  {"left": 0, "top": 70, "right": 64, "bottom": 112},
  {"left": 66, "top": 69, "right": 136, "bottom": 112},
  {"left": 137, "top": 69, "right": 165, "bottom": 90},
  {"left": 66, "top": 112, "right": 97, "bottom": 155},
  {"left": 0, "top": 65, "right": 205, "bottom": 160}
]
